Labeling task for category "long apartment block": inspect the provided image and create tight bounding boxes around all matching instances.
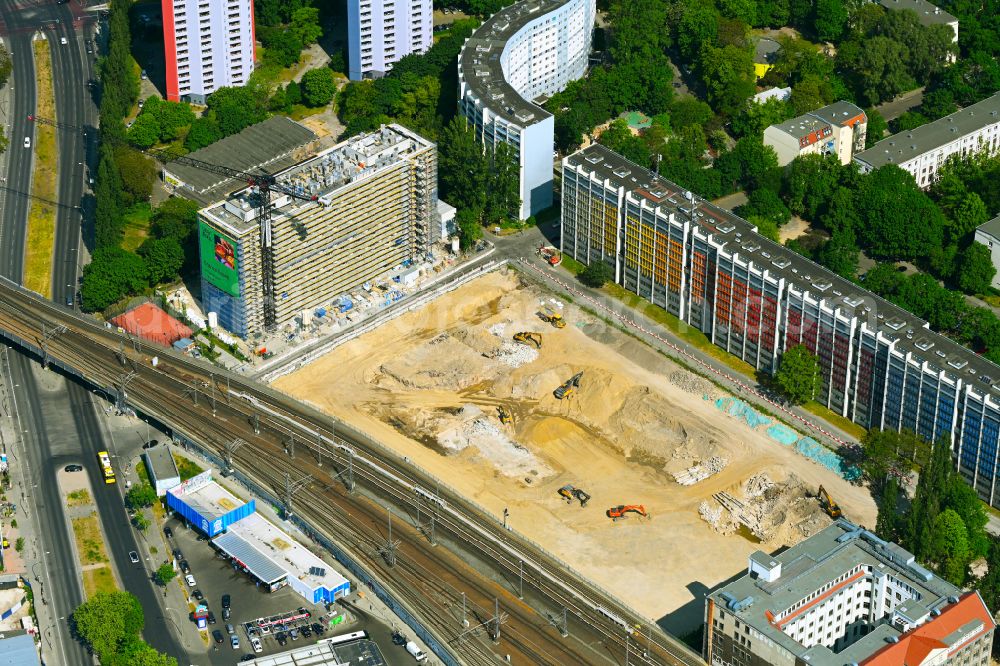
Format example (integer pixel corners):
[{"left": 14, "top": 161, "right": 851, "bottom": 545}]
[
  {"left": 162, "top": 0, "right": 255, "bottom": 104},
  {"left": 562, "top": 143, "right": 1000, "bottom": 505},
  {"left": 347, "top": 0, "right": 433, "bottom": 80},
  {"left": 199, "top": 124, "right": 437, "bottom": 339},
  {"left": 706, "top": 520, "right": 994, "bottom": 666},
  {"left": 458, "top": 0, "right": 595, "bottom": 220},
  {"left": 854, "top": 92, "right": 1000, "bottom": 187}
]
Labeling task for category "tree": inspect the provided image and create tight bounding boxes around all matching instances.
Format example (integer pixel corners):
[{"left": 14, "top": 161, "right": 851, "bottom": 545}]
[
  {"left": 815, "top": 230, "right": 860, "bottom": 279},
  {"left": 125, "top": 483, "right": 157, "bottom": 509},
  {"left": 860, "top": 429, "right": 914, "bottom": 487},
  {"left": 114, "top": 148, "right": 156, "bottom": 204},
  {"left": 836, "top": 36, "right": 913, "bottom": 106},
  {"left": 485, "top": 141, "right": 520, "bottom": 224},
  {"left": 855, "top": 165, "right": 945, "bottom": 260},
  {"left": 731, "top": 98, "right": 793, "bottom": 138},
  {"left": 907, "top": 435, "right": 953, "bottom": 560},
  {"left": 736, "top": 188, "right": 790, "bottom": 225},
  {"left": 865, "top": 108, "right": 888, "bottom": 148},
  {"left": 206, "top": 86, "right": 268, "bottom": 137},
  {"left": 943, "top": 476, "right": 990, "bottom": 560},
  {"left": 789, "top": 77, "right": 828, "bottom": 115},
  {"left": 579, "top": 261, "right": 614, "bottom": 288},
  {"left": 875, "top": 477, "right": 900, "bottom": 541},
  {"left": 260, "top": 26, "right": 304, "bottom": 68},
  {"left": 0, "top": 44, "right": 11, "bottom": 88},
  {"left": 15, "top": 536, "right": 24, "bottom": 552},
  {"left": 94, "top": 146, "right": 126, "bottom": 250},
  {"left": 289, "top": 7, "right": 322, "bottom": 46},
  {"left": 669, "top": 97, "right": 714, "bottom": 130},
  {"left": 956, "top": 243, "right": 996, "bottom": 295},
  {"left": 137, "top": 237, "right": 184, "bottom": 285},
  {"left": 0, "top": 126, "right": 8, "bottom": 155},
  {"left": 775, "top": 344, "right": 821, "bottom": 404},
  {"left": 126, "top": 113, "right": 161, "bottom": 149},
  {"left": 438, "top": 117, "right": 488, "bottom": 214},
  {"left": 927, "top": 509, "right": 971, "bottom": 585},
  {"left": 699, "top": 44, "right": 756, "bottom": 117},
  {"left": 456, "top": 208, "right": 482, "bottom": 251},
  {"left": 300, "top": 67, "right": 337, "bottom": 107},
  {"left": 80, "top": 248, "right": 149, "bottom": 312},
  {"left": 894, "top": 111, "right": 929, "bottom": 132},
  {"left": 154, "top": 562, "right": 177, "bottom": 586},
  {"left": 133, "top": 513, "right": 150, "bottom": 531},
  {"left": 183, "top": 116, "right": 222, "bottom": 151},
  {"left": 73, "top": 591, "right": 146, "bottom": 660},
  {"left": 813, "top": 0, "right": 848, "bottom": 41},
  {"left": 782, "top": 153, "right": 845, "bottom": 219}
]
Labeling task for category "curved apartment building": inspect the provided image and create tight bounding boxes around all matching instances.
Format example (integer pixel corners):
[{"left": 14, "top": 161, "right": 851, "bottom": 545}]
[{"left": 458, "top": 0, "right": 595, "bottom": 220}]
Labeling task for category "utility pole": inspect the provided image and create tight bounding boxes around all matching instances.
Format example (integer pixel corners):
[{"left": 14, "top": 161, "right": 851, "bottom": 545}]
[
  {"left": 38, "top": 323, "right": 67, "bottom": 369},
  {"left": 222, "top": 438, "right": 247, "bottom": 474},
  {"left": 517, "top": 560, "right": 524, "bottom": 599},
  {"left": 378, "top": 509, "right": 401, "bottom": 567},
  {"left": 285, "top": 435, "right": 295, "bottom": 458},
  {"left": 115, "top": 370, "right": 138, "bottom": 413},
  {"left": 281, "top": 472, "right": 312, "bottom": 520}
]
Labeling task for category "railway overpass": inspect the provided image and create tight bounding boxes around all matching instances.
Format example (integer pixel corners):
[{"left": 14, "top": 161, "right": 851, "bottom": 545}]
[{"left": 0, "top": 275, "right": 705, "bottom": 666}]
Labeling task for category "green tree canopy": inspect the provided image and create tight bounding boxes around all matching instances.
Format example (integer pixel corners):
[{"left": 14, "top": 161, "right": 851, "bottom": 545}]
[
  {"left": 579, "top": 261, "right": 614, "bottom": 288},
  {"left": 154, "top": 562, "right": 177, "bottom": 586},
  {"left": 300, "top": 67, "right": 337, "bottom": 107},
  {"left": 80, "top": 248, "right": 148, "bottom": 312},
  {"left": 73, "top": 591, "right": 145, "bottom": 660},
  {"left": 125, "top": 483, "right": 157, "bottom": 509},
  {"left": 855, "top": 166, "right": 946, "bottom": 260},
  {"left": 775, "top": 344, "right": 821, "bottom": 404},
  {"left": 183, "top": 116, "right": 222, "bottom": 152},
  {"left": 137, "top": 237, "right": 184, "bottom": 285},
  {"left": 206, "top": 86, "right": 268, "bottom": 137},
  {"left": 956, "top": 243, "right": 996, "bottom": 295}
]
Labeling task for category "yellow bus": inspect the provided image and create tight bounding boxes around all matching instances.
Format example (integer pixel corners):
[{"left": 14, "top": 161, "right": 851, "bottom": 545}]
[{"left": 98, "top": 451, "right": 115, "bottom": 484}]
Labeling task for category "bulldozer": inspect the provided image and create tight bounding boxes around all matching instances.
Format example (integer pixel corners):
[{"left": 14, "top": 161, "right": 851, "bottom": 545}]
[
  {"left": 816, "top": 485, "right": 842, "bottom": 519},
  {"left": 497, "top": 405, "right": 512, "bottom": 425},
  {"left": 558, "top": 484, "right": 591, "bottom": 507},
  {"left": 512, "top": 331, "right": 543, "bottom": 349},
  {"left": 538, "top": 307, "right": 566, "bottom": 329},
  {"left": 553, "top": 372, "right": 583, "bottom": 400},
  {"left": 607, "top": 505, "right": 647, "bottom": 521}
]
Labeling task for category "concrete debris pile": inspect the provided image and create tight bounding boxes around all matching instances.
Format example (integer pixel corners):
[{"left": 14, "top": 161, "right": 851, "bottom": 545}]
[
  {"left": 673, "top": 456, "right": 729, "bottom": 485},
  {"left": 436, "top": 406, "right": 553, "bottom": 480},
  {"left": 669, "top": 371, "right": 718, "bottom": 400},
  {"left": 699, "top": 473, "right": 831, "bottom": 542}
]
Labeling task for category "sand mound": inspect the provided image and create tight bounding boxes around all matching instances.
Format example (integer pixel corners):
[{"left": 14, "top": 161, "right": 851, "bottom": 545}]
[
  {"left": 701, "top": 473, "right": 831, "bottom": 543},
  {"left": 377, "top": 333, "right": 495, "bottom": 390}
]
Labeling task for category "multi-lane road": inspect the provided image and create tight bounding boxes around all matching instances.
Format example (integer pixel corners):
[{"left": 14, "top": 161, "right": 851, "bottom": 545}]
[{"left": 0, "top": 1, "right": 190, "bottom": 663}]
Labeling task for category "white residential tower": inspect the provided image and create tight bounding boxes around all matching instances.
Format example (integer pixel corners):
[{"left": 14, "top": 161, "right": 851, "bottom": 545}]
[{"left": 347, "top": 0, "right": 433, "bottom": 80}]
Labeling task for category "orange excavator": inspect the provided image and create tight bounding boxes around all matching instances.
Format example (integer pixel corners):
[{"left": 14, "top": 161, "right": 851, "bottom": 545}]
[{"left": 607, "top": 505, "right": 647, "bottom": 521}]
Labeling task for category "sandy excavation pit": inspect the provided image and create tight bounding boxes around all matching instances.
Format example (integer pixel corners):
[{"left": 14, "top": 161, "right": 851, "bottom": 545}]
[{"left": 273, "top": 269, "right": 876, "bottom": 633}]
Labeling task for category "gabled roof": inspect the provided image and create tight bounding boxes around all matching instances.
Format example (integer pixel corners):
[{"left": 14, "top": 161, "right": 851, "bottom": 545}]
[{"left": 863, "top": 592, "right": 995, "bottom": 665}]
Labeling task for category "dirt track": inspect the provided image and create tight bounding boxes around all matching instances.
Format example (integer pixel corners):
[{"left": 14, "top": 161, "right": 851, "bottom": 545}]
[{"left": 273, "top": 269, "right": 877, "bottom": 633}]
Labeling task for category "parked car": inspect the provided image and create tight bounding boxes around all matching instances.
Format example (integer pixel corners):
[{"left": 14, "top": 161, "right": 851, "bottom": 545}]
[
  {"left": 163, "top": 526, "right": 173, "bottom": 538},
  {"left": 276, "top": 632, "right": 287, "bottom": 646},
  {"left": 172, "top": 548, "right": 182, "bottom": 560},
  {"left": 185, "top": 574, "right": 196, "bottom": 586},
  {"left": 222, "top": 607, "right": 231, "bottom": 621},
  {"left": 289, "top": 628, "right": 299, "bottom": 641},
  {"left": 64, "top": 464, "right": 83, "bottom": 472},
  {"left": 140, "top": 69, "right": 147, "bottom": 79},
  {"left": 207, "top": 611, "right": 216, "bottom": 625},
  {"left": 212, "top": 630, "right": 224, "bottom": 644},
  {"left": 221, "top": 594, "right": 231, "bottom": 609},
  {"left": 180, "top": 560, "right": 190, "bottom": 574},
  {"left": 128, "top": 551, "right": 139, "bottom": 564},
  {"left": 23, "top": 137, "right": 30, "bottom": 149},
  {"left": 311, "top": 623, "right": 325, "bottom": 635},
  {"left": 142, "top": 439, "right": 158, "bottom": 449},
  {"left": 60, "top": 37, "right": 67, "bottom": 45},
  {"left": 301, "top": 626, "right": 311, "bottom": 638},
  {"left": 250, "top": 637, "right": 263, "bottom": 653},
  {"left": 192, "top": 589, "right": 204, "bottom": 602},
  {"left": 231, "top": 635, "right": 240, "bottom": 650}
]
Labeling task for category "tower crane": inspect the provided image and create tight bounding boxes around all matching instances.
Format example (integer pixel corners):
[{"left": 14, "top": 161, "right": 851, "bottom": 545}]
[{"left": 27, "top": 114, "right": 320, "bottom": 330}]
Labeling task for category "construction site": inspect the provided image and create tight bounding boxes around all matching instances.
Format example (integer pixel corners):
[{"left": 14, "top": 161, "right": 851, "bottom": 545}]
[{"left": 272, "top": 267, "right": 877, "bottom": 634}]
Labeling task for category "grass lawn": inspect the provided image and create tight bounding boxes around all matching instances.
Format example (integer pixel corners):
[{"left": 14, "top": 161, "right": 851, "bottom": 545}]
[
  {"left": 286, "top": 104, "right": 325, "bottom": 121},
  {"left": 173, "top": 454, "right": 204, "bottom": 481},
  {"left": 66, "top": 489, "right": 92, "bottom": 507},
  {"left": 122, "top": 203, "right": 153, "bottom": 253},
  {"left": 82, "top": 565, "right": 117, "bottom": 598},
  {"left": 72, "top": 513, "right": 110, "bottom": 566},
  {"left": 25, "top": 40, "right": 58, "bottom": 298},
  {"left": 802, "top": 401, "right": 868, "bottom": 440}
]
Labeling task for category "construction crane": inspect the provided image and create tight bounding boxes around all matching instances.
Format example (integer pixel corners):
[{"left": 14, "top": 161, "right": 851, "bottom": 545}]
[
  {"left": 538, "top": 307, "right": 566, "bottom": 329},
  {"left": 512, "top": 331, "right": 542, "bottom": 348},
  {"left": 553, "top": 371, "right": 583, "bottom": 400},
  {"left": 816, "top": 485, "right": 842, "bottom": 519},
  {"left": 606, "top": 505, "right": 647, "bottom": 521},
  {"left": 496, "top": 405, "right": 512, "bottom": 425},
  {"left": 27, "top": 114, "right": 320, "bottom": 331},
  {"left": 558, "top": 484, "right": 590, "bottom": 507}
]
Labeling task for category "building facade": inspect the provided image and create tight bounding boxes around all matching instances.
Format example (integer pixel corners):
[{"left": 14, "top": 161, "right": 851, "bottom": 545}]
[
  {"left": 161, "top": 0, "right": 255, "bottom": 104},
  {"left": 347, "top": 0, "right": 433, "bottom": 80},
  {"left": 458, "top": 0, "right": 595, "bottom": 220},
  {"left": 763, "top": 101, "right": 867, "bottom": 166},
  {"left": 199, "top": 124, "right": 437, "bottom": 339},
  {"left": 854, "top": 92, "right": 1000, "bottom": 187},
  {"left": 704, "top": 520, "right": 994, "bottom": 666},
  {"left": 562, "top": 143, "right": 1000, "bottom": 507},
  {"left": 974, "top": 215, "right": 1000, "bottom": 290}
]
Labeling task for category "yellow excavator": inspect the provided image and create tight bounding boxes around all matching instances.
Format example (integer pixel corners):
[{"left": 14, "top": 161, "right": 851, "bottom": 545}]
[
  {"left": 558, "top": 485, "right": 591, "bottom": 507},
  {"left": 497, "top": 405, "right": 512, "bottom": 425},
  {"left": 817, "top": 485, "right": 842, "bottom": 519},
  {"left": 512, "top": 331, "right": 543, "bottom": 348},
  {"left": 554, "top": 372, "right": 583, "bottom": 400},
  {"left": 538, "top": 307, "right": 566, "bottom": 329}
]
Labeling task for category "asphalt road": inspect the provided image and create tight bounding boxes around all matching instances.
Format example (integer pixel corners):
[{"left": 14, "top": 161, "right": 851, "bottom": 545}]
[{"left": 0, "top": 2, "right": 190, "bottom": 663}]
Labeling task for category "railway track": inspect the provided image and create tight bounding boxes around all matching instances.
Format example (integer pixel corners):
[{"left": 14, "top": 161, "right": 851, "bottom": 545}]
[{"left": 0, "top": 276, "right": 705, "bottom": 666}]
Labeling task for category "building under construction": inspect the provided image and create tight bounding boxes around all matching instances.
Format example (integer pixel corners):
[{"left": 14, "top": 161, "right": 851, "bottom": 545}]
[{"left": 198, "top": 124, "right": 438, "bottom": 339}]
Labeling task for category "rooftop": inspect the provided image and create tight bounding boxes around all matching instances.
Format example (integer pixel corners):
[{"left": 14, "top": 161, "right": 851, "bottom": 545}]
[
  {"left": 876, "top": 0, "right": 957, "bottom": 26},
  {"left": 0, "top": 634, "right": 40, "bottom": 666},
  {"left": 167, "top": 472, "right": 250, "bottom": 521},
  {"left": 163, "top": 116, "right": 316, "bottom": 204},
  {"left": 242, "top": 637, "right": 387, "bottom": 666},
  {"left": 771, "top": 114, "right": 831, "bottom": 141},
  {"left": 144, "top": 445, "right": 179, "bottom": 482},
  {"left": 754, "top": 37, "right": 781, "bottom": 64},
  {"left": 201, "top": 124, "right": 433, "bottom": 237},
  {"left": 225, "top": 512, "right": 350, "bottom": 594},
  {"left": 458, "top": 0, "right": 572, "bottom": 127},
  {"left": 977, "top": 214, "right": 1000, "bottom": 240},
  {"left": 709, "top": 520, "right": 975, "bottom": 664},
  {"left": 854, "top": 92, "right": 1000, "bottom": 169},
  {"left": 807, "top": 100, "right": 866, "bottom": 127},
  {"left": 109, "top": 302, "right": 192, "bottom": 347},
  {"left": 566, "top": 143, "right": 1000, "bottom": 400}
]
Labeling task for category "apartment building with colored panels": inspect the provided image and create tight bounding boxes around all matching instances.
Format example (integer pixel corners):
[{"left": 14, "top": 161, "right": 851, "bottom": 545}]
[{"left": 562, "top": 143, "right": 1000, "bottom": 506}]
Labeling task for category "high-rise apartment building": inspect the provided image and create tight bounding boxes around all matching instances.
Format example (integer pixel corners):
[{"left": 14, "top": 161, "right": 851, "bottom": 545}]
[
  {"left": 162, "top": 0, "right": 256, "bottom": 104},
  {"left": 198, "top": 124, "right": 438, "bottom": 339},
  {"left": 854, "top": 92, "right": 1000, "bottom": 187},
  {"left": 347, "top": 0, "right": 433, "bottom": 80},
  {"left": 458, "top": 0, "right": 595, "bottom": 220},
  {"left": 705, "top": 520, "right": 994, "bottom": 666},
  {"left": 562, "top": 143, "right": 1000, "bottom": 507}
]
